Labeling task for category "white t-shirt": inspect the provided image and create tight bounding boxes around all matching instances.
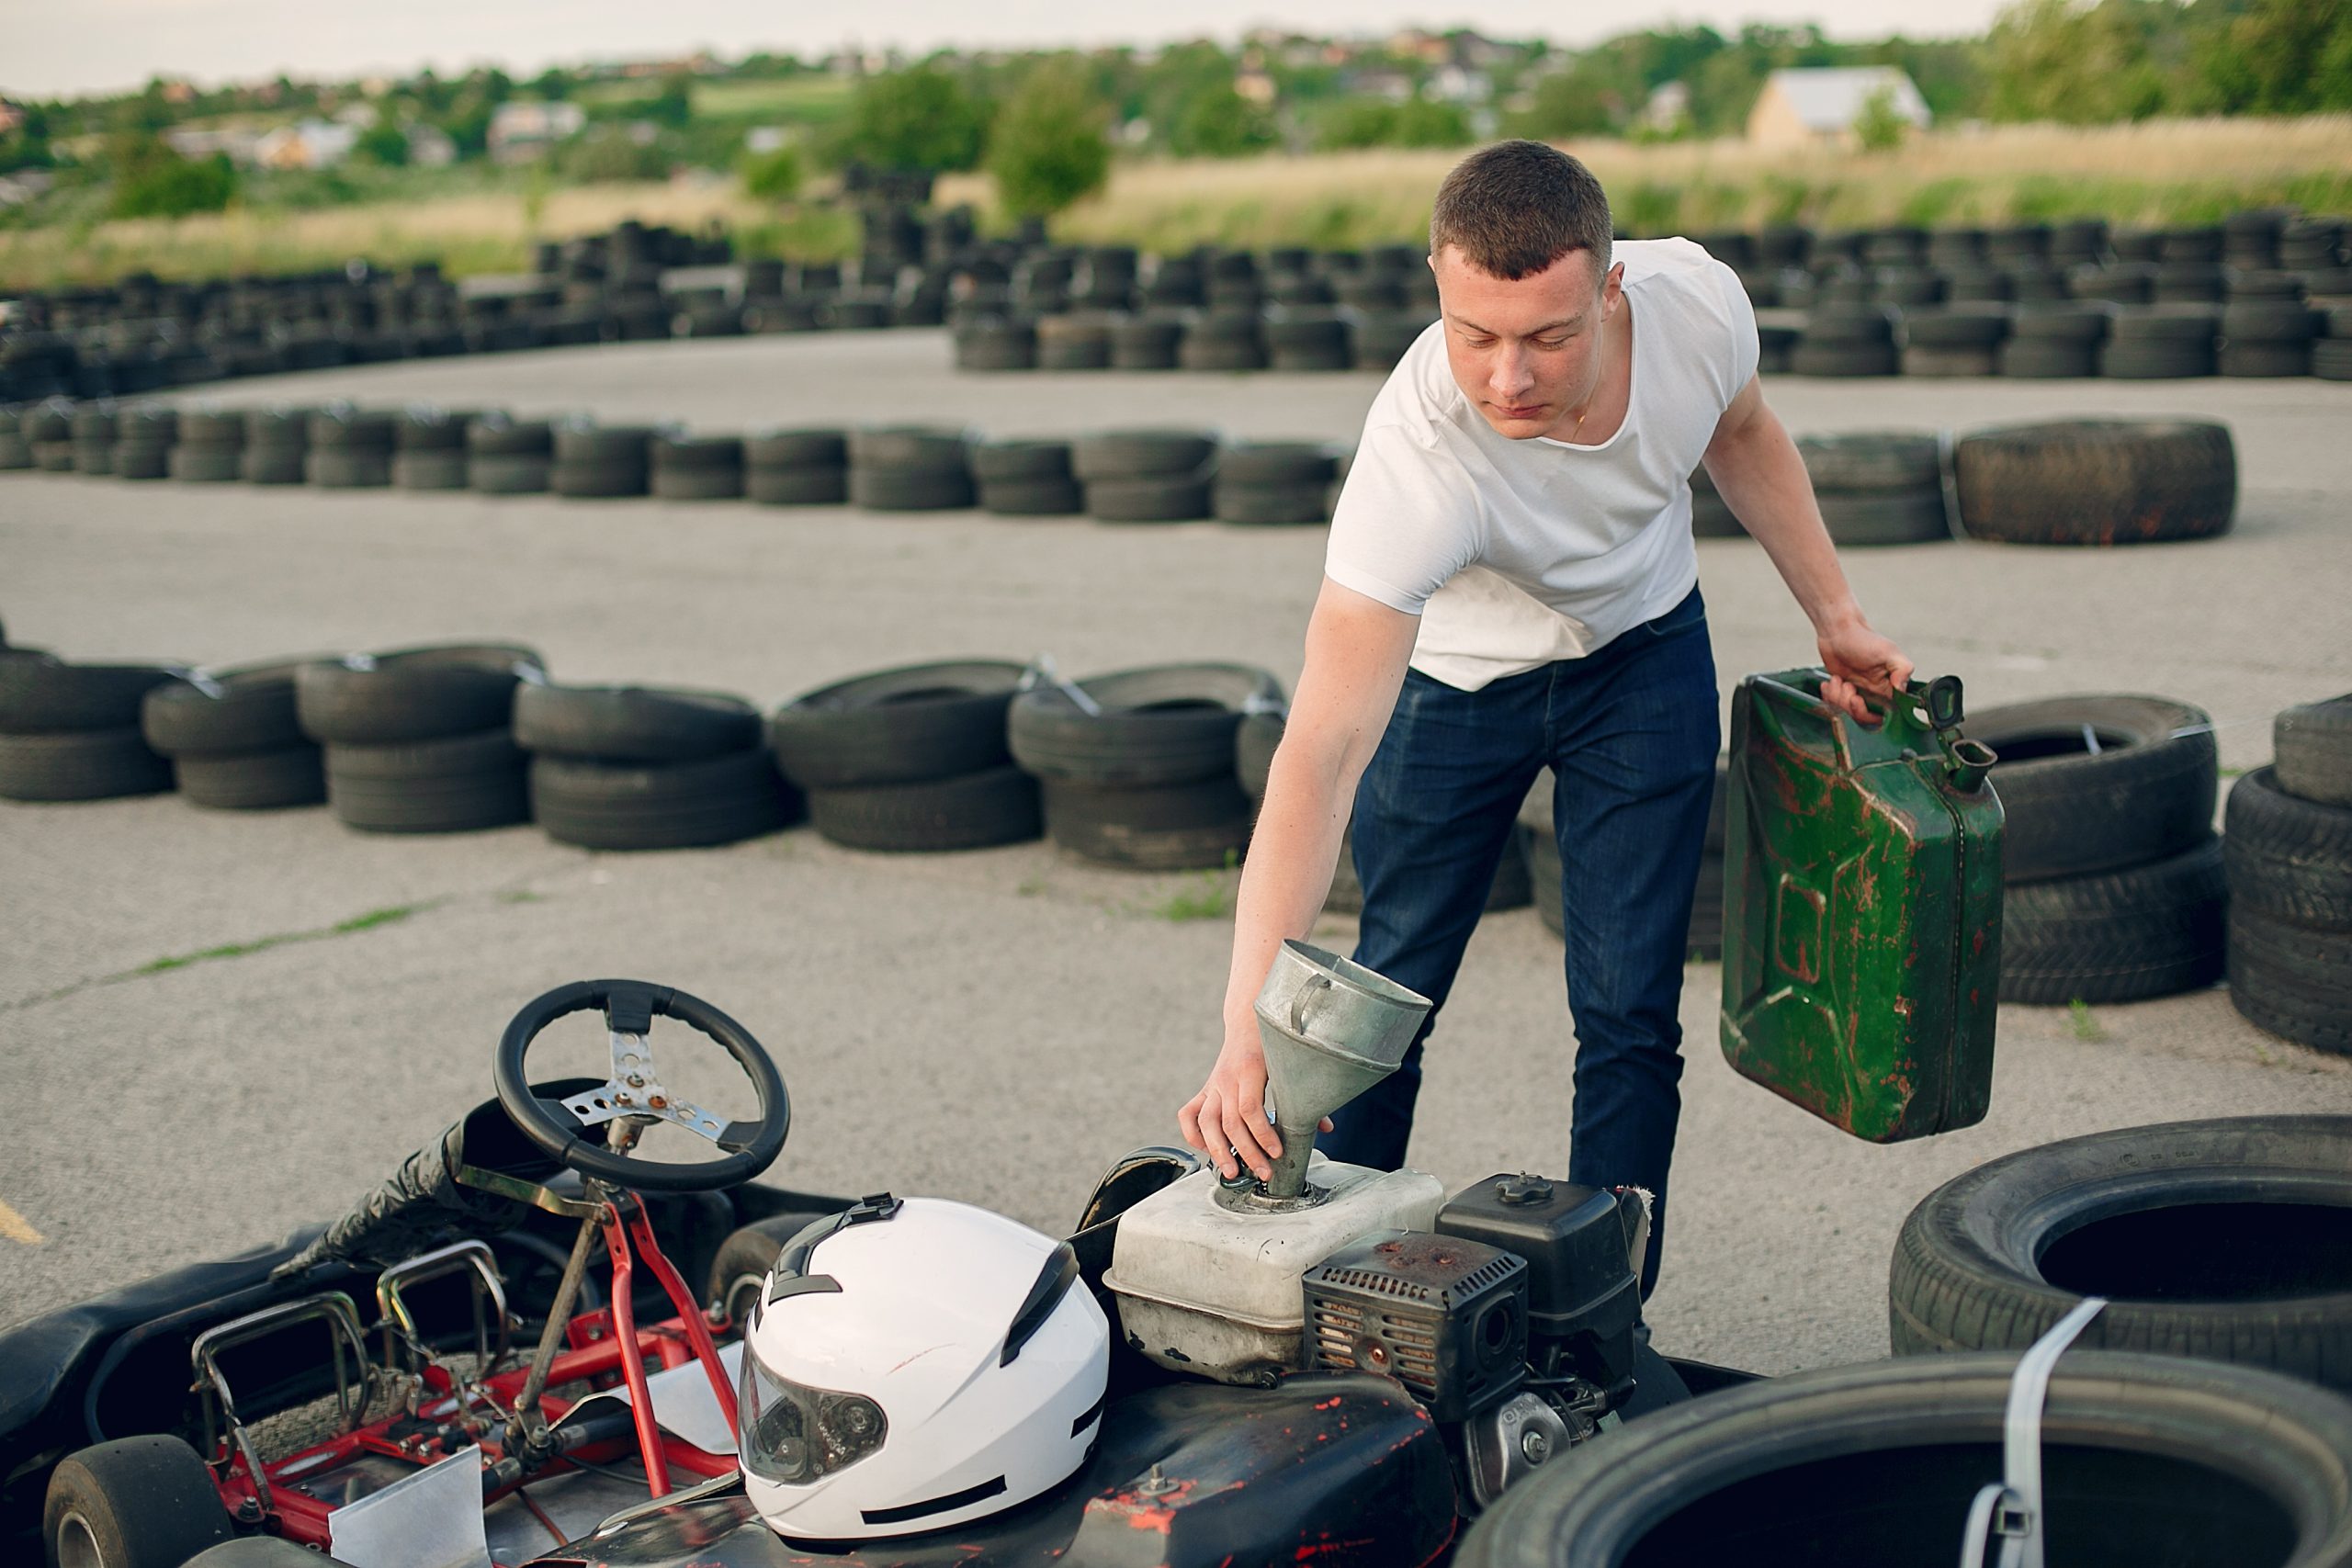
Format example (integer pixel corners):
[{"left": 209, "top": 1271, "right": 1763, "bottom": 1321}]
[{"left": 1324, "top": 238, "right": 1759, "bottom": 691}]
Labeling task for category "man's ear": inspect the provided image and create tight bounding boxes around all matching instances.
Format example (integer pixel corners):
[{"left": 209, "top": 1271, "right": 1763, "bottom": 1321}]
[{"left": 1601, "top": 260, "right": 1626, "bottom": 313}]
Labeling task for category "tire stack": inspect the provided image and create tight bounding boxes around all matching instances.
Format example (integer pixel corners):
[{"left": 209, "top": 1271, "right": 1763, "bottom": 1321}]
[
  {"left": 2317, "top": 309, "right": 2352, "bottom": 382},
  {"left": 1952, "top": 419, "right": 2235, "bottom": 547},
  {"left": 25, "top": 402, "right": 73, "bottom": 470},
  {"left": 517, "top": 682, "right": 795, "bottom": 851},
  {"left": 650, "top": 434, "right": 745, "bottom": 502},
  {"left": 0, "top": 655, "right": 184, "bottom": 802},
  {"left": 306, "top": 407, "right": 396, "bottom": 489},
  {"left": 770, "top": 660, "right": 1038, "bottom": 852},
  {"left": 953, "top": 316, "right": 1035, "bottom": 372},
  {"left": 1351, "top": 311, "right": 1432, "bottom": 371},
  {"left": 2225, "top": 698, "right": 2352, "bottom": 1054},
  {"left": 1521, "top": 764, "right": 1723, "bottom": 958},
  {"left": 974, "top": 440, "right": 1083, "bottom": 516},
  {"left": 1075, "top": 430, "right": 1216, "bottom": 523},
  {"left": 1180, "top": 310, "right": 1266, "bottom": 371},
  {"left": 296, "top": 644, "right": 542, "bottom": 833},
  {"left": 110, "top": 406, "right": 175, "bottom": 480},
  {"left": 1264, "top": 311, "right": 1351, "bottom": 371},
  {"left": 141, "top": 660, "right": 326, "bottom": 809},
  {"left": 1999, "top": 306, "right": 2109, "bottom": 378},
  {"left": 1795, "top": 433, "right": 1949, "bottom": 546},
  {"left": 1212, "top": 443, "right": 1335, "bottom": 525},
  {"left": 1110, "top": 315, "right": 1183, "bottom": 371},
  {"left": 1898, "top": 309, "right": 2006, "bottom": 378},
  {"left": 1687, "top": 465, "right": 1742, "bottom": 537},
  {"left": 550, "top": 420, "right": 653, "bottom": 499},
  {"left": 1010, "top": 663, "right": 1281, "bottom": 870},
  {"left": 1792, "top": 305, "right": 1898, "bottom": 377},
  {"left": 0, "top": 409, "right": 28, "bottom": 469},
  {"left": 1965, "top": 694, "right": 2225, "bottom": 1006},
  {"left": 847, "top": 427, "right": 974, "bottom": 511},
  {"left": 745, "top": 429, "right": 849, "bottom": 506},
  {"left": 241, "top": 407, "right": 311, "bottom": 485},
  {"left": 2100, "top": 308, "right": 2219, "bottom": 378},
  {"left": 2218, "top": 295, "right": 2320, "bottom": 378},
  {"left": 391, "top": 410, "right": 472, "bottom": 491},
  {"left": 468, "top": 415, "right": 552, "bottom": 495},
  {"left": 1035, "top": 314, "right": 1112, "bottom": 370},
  {"left": 169, "top": 408, "right": 245, "bottom": 482},
  {"left": 70, "top": 403, "right": 116, "bottom": 475}
]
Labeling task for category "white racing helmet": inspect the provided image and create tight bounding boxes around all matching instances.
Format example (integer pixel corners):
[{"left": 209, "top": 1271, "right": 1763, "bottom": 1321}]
[{"left": 738, "top": 1194, "right": 1110, "bottom": 1540}]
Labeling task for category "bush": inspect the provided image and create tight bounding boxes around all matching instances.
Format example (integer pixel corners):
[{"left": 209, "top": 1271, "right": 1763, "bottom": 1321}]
[
  {"left": 353, "top": 115, "right": 410, "bottom": 168},
  {"left": 558, "top": 128, "right": 669, "bottom": 183},
  {"left": 1316, "top": 95, "right": 1474, "bottom": 151},
  {"left": 110, "top": 140, "right": 235, "bottom": 219},
  {"left": 988, "top": 63, "right": 1112, "bottom": 219},
  {"left": 831, "top": 65, "right": 989, "bottom": 172},
  {"left": 1852, "top": 85, "right": 1910, "bottom": 151},
  {"left": 1167, "top": 84, "right": 1277, "bottom": 159},
  {"left": 739, "top": 142, "right": 803, "bottom": 202}
]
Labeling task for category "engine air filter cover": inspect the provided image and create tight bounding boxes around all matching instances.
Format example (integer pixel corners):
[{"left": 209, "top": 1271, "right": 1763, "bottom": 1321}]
[{"left": 1304, "top": 1230, "right": 1528, "bottom": 1423}]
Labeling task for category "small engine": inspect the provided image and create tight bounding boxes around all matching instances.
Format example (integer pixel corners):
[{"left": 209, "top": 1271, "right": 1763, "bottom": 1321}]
[{"left": 1304, "top": 1230, "right": 1529, "bottom": 1423}]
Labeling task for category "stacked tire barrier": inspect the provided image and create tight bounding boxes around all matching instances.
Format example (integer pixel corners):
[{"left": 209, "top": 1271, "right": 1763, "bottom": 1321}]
[
  {"left": 141, "top": 660, "right": 326, "bottom": 809},
  {"left": 0, "top": 651, "right": 181, "bottom": 802},
  {"left": 242, "top": 407, "right": 310, "bottom": 485},
  {"left": 0, "top": 408, "right": 28, "bottom": 469},
  {"left": 1792, "top": 433, "right": 1950, "bottom": 546},
  {"left": 769, "top": 661, "right": 1038, "bottom": 852},
  {"left": 295, "top": 645, "right": 541, "bottom": 832},
  {"left": 1009, "top": 664, "right": 1280, "bottom": 870},
  {"left": 467, "top": 414, "right": 552, "bottom": 494},
  {"left": 170, "top": 408, "right": 244, "bottom": 481},
  {"left": 1072, "top": 430, "right": 1217, "bottom": 523},
  {"left": 2226, "top": 696, "right": 2352, "bottom": 1053},
  {"left": 392, "top": 410, "right": 472, "bottom": 491},
  {"left": 307, "top": 406, "right": 396, "bottom": 489},
  {"left": 1521, "top": 765, "right": 1723, "bottom": 959},
  {"left": 973, "top": 440, "right": 1083, "bottom": 516},
  {"left": 847, "top": 427, "right": 974, "bottom": 511},
  {"left": 110, "top": 406, "right": 175, "bottom": 480},
  {"left": 515, "top": 683, "right": 796, "bottom": 850},
  {"left": 551, "top": 419, "right": 652, "bottom": 498},
  {"left": 747, "top": 430, "right": 848, "bottom": 506},
  {"left": 650, "top": 434, "right": 744, "bottom": 502},
  {"left": 1965, "top": 694, "right": 2225, "bottom": 1006},
  {"left": 1213, "top": 443, "right": 1340, "bottom": 526},
  {"left": 1952, "top": 420, "right": 2236, "bottom": 546}
]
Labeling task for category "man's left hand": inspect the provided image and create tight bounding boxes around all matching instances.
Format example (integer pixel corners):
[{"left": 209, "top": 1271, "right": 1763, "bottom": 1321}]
[{"left": 1818, "top": 617, "right": 1915, "bottom": 724}]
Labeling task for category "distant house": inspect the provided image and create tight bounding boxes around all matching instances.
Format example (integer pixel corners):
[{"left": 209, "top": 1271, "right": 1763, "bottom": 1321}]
[
  {"left": 1345, "top": 69, "right": 1417, "bottom": 105},
  {"left": 1636, "top": 81, "right": 1691, "bottom": 135},
  {"left": 1427, "top": 64, "right": 1491, "bottom": 104},
  {"left": 405, "top": 123, "right": 458, "bottom": 167},
  {"left": 254, "top": 118, "right": 359, "bottom": 169},
  {"left": 487, "top": 100, "right": 586, "bottom": 164},
  {"left": 164, "top": 124, "right": 266, "bottom": 164},
  {"left": 1747, "top": 67, "right": 1930, "bottom": 149},
  {"left": 0, "top": 100, "right": 25, "bottom": 134}
]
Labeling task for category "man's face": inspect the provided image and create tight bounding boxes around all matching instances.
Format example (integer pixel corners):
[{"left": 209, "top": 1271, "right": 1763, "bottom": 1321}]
[{"left": 1430, "top": 243, "right": 1624, "bottom": 441}]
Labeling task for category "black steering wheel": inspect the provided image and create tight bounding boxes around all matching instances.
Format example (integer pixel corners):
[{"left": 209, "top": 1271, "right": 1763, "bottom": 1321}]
[{"left": 494, "top": 979, "right": 789, "bottom": 1193}]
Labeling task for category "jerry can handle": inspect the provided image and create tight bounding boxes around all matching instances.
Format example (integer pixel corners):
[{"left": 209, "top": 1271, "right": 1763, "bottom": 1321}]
[{"left": 1924, "top": 674, "right": 1964, "bottom": 730}]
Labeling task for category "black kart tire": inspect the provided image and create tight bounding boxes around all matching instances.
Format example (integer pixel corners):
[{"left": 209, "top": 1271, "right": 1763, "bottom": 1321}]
[
  {"left": 2218, "top": 342, "right": 2312, "bottom": 378},
  {"left": 806, "top": 763, "right": 1043, "bottom": 852},
  {"left": 467, "top": 418, "right": 553, "bottom": 457},
  {"left": 514, "top": 683, "right": 762, "bottom": 763},
  {"left": 846, "top": 427, "right": 968, "bottom": 471},
  {"left": 0, "top": 659, "right": 186, "bottom": 733},
  {"left": 705, "top": 1212, "right": 842, "bottom": 1326},
  {"left": 980, "top": 477, "right": 1085, "bottom": 515},
  {"left": 1815, "top": 489, "right": 1949, "bottom": 547},
  {"left": 1235, "top": 710, "right": 1284, "bottom": 800},
  {"left": 746, "top": 465, "right": 849, "bottom": 506},
  {"left": 1889, "top": 1115, "right": 2352, "bottom": 1391},
  {"left": 1009, "top": 662, "right": 1284, "bottom": 786},
  {"left": 142, "top": 660, "right": 311, "bottom": 755},
  {"left": 849, "top": 468, "right": 975, "bottom": 511},
  {"left": 391, "top": 451, "right": 469, "bottom": 491},
  {"left": 1967, "top": 694, "right": 2217, "bottom": 882},
  {"left": 0, "top": 727, "right": 174, "bottom": 801},
  {"left": 175, "top": 746, "right": 327, "bottom": 810},
  {"left": 2099, "top": 340, "right": 2217, "bottom": 378},
  {"left": 1789, "top": 342, "right": 1897, "bottom": 377},
  {"left": 551, "top": 424, "right": 656, "bottom": 466},
  {"left": 325, "top": 729, "right": 530, "bottom": 833},
  {"left": 1086, "top": 476, "right": 1211, "bottom": 522},
  {"left": 2276, "top": 694, "right": 2352, "bottom": 807},
  {"left": 296, "top": 645, "right": 544, "bottom": 746},
  {"left": 549, "top": 458, "right": 649, "bottom": 498},
  {"left": 304, "top": 450, "right": 392, "bottom": 489},
  {"left": 1071, "top": 429, "right": 1217, "bottom": 481},
  {"left": 469, "top": 455, "right": 551, "bottom": 494},
  {"left": 112, "top": 446, "right": 169, "bottom": 481},
  {"left": 1997, "top": 341, "right": 2100, "bottom": 378},
  {"left": 1216, "top": 443, "right": 1337, "bottom": 487},
  {"left": 650, "top": 465, "right": 745, "bottom": 502},
  {"left": 1214, "top": 481, "right": 1329, "bottom": 525},
  {"left": 744, "top": 430, "right": 847, "bottom": 468},
  {"left": 769, "top": 660, "right": 1025, "bottom": 789},
  {"left": 1454, "top": 1351, "right": 2352, "bottom": 1568},
  {"left": 2229, "top": 905, "right": 2352, "bottom": 1055},
  {"left": 1953, "top": 419, "right": 2235, "bottom": 546},
  {"left": 1041, "top": 774, "right": 1253, "bottom": 870},
  {"left": 2226, "top": 768, "right": 2352, "bottom": 930},
  {"left": 1997, "top": 839, "right": 2226, "bottom": 1004},
  {"left": 972, "top": 440, "right": 1074, "bottom": 482},
  {"left": 1899, "top": 346, "right": 1997, "bottom": 377},
  {"left": 43, "top": 1435, "right": 235, "bottom": 1568},
  {"left": 529, "top": 750, "right": 795, "bottom": 851}
]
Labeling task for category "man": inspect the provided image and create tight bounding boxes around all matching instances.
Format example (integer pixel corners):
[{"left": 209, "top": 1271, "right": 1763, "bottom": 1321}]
[{"left": 1177, "top": 141, "right": 1914, "bottom": 1292}]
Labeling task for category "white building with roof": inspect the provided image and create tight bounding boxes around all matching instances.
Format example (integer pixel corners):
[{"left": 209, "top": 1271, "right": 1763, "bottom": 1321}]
[{"left": 1747, "top": 66, "right": 1929, "bottom": 149}]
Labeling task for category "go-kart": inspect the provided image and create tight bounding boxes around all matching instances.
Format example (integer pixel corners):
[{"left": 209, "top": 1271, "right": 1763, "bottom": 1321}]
[{"left": 3, "top": 980, "right": 1747, "bottom": 1568}]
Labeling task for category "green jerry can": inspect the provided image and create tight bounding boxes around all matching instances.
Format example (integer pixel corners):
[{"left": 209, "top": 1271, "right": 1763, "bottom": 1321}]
[{"left": 1720, "top": 669, "right": 2005, "bottom": 1143}]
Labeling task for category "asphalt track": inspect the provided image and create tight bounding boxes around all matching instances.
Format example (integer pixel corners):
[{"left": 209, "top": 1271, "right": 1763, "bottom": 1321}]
[{"left": 3, "top": 330, "right": 2348, "bottom": 1377}]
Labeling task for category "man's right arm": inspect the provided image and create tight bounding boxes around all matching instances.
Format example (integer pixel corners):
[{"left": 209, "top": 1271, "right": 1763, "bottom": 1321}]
[{"left": 1178, "top": 577, "right": 1420, "bottom": 1180}]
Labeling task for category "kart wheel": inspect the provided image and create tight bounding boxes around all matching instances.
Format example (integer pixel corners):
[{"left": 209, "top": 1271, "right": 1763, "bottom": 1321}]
[
  {"left": 44, "top": 1435, "right": 233, "bottom": 1568},
  {"left": 706, "top": 1211, "right": 842, "bottom": 1328}
]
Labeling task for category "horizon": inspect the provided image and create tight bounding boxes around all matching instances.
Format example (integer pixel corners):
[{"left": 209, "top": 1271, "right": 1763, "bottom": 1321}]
[{"left": 9, "top": 0, "right": 2009, "bottom": 102}]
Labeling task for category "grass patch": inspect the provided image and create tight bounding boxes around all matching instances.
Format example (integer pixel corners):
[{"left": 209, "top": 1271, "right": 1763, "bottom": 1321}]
[
  {"left": 130, "top": 903, "right": 423, "bottom": 977},
  {"left": 2068, "top": 998, "right": 2107, "bottom": 1042},
  {"left": 1154, "top": 856, "right": 1240, "bottom": 921},
  {"left": 496, "top": 889, "right": 548, "bottom": 904}
]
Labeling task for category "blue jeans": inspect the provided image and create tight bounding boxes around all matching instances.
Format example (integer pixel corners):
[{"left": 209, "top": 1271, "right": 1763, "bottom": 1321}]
[{"left": 1320, "top": 584, "right": 1721, "bottom": 1296}]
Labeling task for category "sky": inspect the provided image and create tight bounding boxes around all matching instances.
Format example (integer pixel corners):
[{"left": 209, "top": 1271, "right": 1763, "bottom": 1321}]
[{"left": 9, "top": 0, "right": 2014, "bottom": 100}]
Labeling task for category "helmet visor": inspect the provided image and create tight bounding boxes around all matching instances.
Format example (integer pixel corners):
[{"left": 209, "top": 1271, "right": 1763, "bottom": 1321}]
[{"left": 738, "top": 1348, "right": 889, "bottom": 1486}]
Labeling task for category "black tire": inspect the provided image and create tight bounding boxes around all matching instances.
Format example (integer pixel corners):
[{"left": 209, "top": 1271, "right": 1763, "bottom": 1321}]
[
  {"left": 175, "top": 746, "right": 326, "bottom": 810},
  {"left": 1967, "top": 694, "right": 2217, "bottom": 881},
  {"left": 980, "top": 476, "right": 1085, "bottom": 515},
  {"left": 1110, "top": 320, "right": 1183, "bottom": 370},
  {"left": 746, "top": 465, "right": 849, "bottom": 506},
  {"left": 704, "top": 1212, "right": 840, "bottom": 1326},
  {"left": 806, "top": 763, "right": 1043, "bottom": 852},
  {"left": 43, "top": 1434, "right": 235, "bottom": 1568},
  {"left": 1454, "top": 1350, "right": 2352, "bottom": 1568},
  {"left": 176, "top": 410, "right": 246, "bottom": 446},
  {"left": 514, "top": 683, "right": 762, "bottom": 763},
  {"left": 304, "top": 450, "right": 392, "bottom": 489},
  {"left": 1041, "top": 774, "right": 1254, "bottom": 870},
  {"left": 1815, "top": 489, "right": 1949, "bottom": 547},
  {"left": 1889, "top": 1115, "right": 2352, "bottom": 1391},
  {"left": 745, "top": 429, "right": 847, "bottom": 468},
  {"left": 141, "top": 660, "right": 311, "bottom": 755},
  {"left": 391, "top": 450, "right": 469, "bottom": 491},
  {"left": 2312, "top": 341, "right": 2352, "bottom": 382},
  {"left": 2226, "top": 768, "right": 2352, "bottom": 930},
  {"left": 549, "top": 458, "right": 649, "bottom": 498},
  {"left": 2222, "top": 299, "right": 2321, "bottom": 341},
  {"left": 529, "top": 750, "right": 796, "bottom": 850},
  {"left": 954, "top": 322, "right": 1036, "bottom": 371},
  {"left": 2009, "top": 305, "right": 2111, "bottom": 343},
  {"left": 0, "top": 659, "right": 187, "bottom": 732},
  {"left": 1997, "top": 340, "right": 2099, "bottom": 378},
  {"left": 1179, "top": 338, "right": 1268, "bottom": 371},
  {"left": 551, "top": 423, "right": 656, "bottom": 466},
  {"left": 1899, "top": 345, "right": 1997, "bottom": 377},
  {"left": 468, "top": 417, "right": 553, "bottom": 457},
  {"left": 770, "top": 660, "right": 1025, "bottom": 788},
  {"left": 1214, "top": 480, "right": 1329, "bottom": 525},
  {"left": 2099, "top": 340, "right": 2217, "bottom": 378},
  {"left": 2219, "top": 342, "right": 2312, "bottom": 378},
  {"left": 1997, "top": 839, "right": 2226, "bottom": 1004},
  {"left": 650, "top": 465, "right": 745, "bottom": 502},
  {"left": 847, "top": 426, "right": 969, "bottom": 470},
  {"left": 297, "top": 644, "right": 544, "bottom": 745},
  {"left": 1009, "top": 662, "right": 1284, "bottom": 786},
  {"left": 1902, "top": 310, "right": 2009, "bottom": 349},
  {"left": 1953, "top": 419, "right": 2235, "bottom": 546},
  {"left": 972, "top": 439, "right": 1074, "bottom": 483},
  {"left": 2276, "top": 694, "right": 2352, "bottom": 807},
  {"left": 1071, "top": 429, "right": 1217, "bottom": 481},
  {"left": 849, "top": 468, "right": 975, "bottom": 511},
  {"left": 1235, "top": 710, "right": 1284, "bottom": 799},
  {"left": 469, "top": 455, "right": 551, "bottom": 494},
  {"left": 1788, "top": 341, "right": 1898, "bottom": 377},
  {"left": 1086, "top": 477, "right": 1212, "bottom": 522},
  {"left": 73, "top": 442, "right": 116, "bottom": 476},
  {"left": 0, "top": 727, "right": 174, "bottom": 801},
  {"left": 2229, "top": 905, "right": 2352, "bottom": 1055},
  {"left": 111, "top": 446, "right": 169, "bottom": 481},
  {"left": 325, "top": 729, "right": 531, "bottom": 833}
]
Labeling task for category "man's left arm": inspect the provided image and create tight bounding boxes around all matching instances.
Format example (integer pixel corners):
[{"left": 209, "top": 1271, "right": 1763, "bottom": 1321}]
[{"left": 1702, "top": 375, "right": 1915, "bottom": 722}]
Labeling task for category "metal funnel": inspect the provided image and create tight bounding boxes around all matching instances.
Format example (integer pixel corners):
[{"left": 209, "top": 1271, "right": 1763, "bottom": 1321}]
[{"left": 1252, "top": 940, "right": 1432, "bottom": 1201}]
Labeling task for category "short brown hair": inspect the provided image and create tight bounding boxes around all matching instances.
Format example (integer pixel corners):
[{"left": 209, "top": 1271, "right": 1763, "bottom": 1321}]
[{"left": 1429, "top": 141, "right": 1612, "bottom": 282}]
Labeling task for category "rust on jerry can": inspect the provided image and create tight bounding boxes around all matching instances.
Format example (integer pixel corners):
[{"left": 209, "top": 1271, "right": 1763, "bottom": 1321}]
[{"left": 1720, "top": 669, "right": 2005, "bottom": 1143}]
